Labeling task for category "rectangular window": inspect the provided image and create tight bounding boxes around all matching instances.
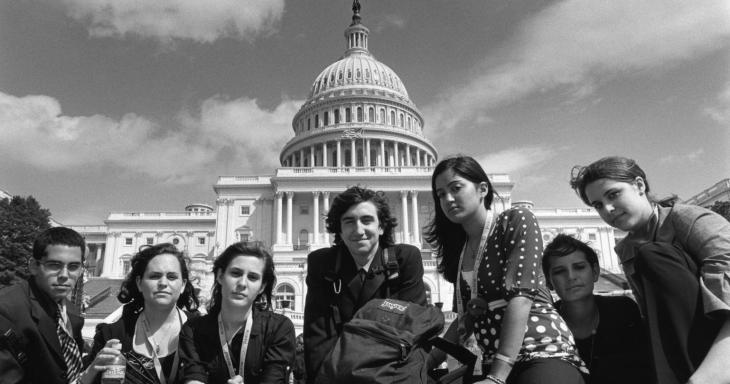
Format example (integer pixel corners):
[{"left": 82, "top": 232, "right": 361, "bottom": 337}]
[
  {"left": 345, "top": 108, "right": 351, "bottom": 122},
  {"left": 241, "top": 234, "right": 250, "bottom": 242},
  {"left": 198, "top": 237, "right": 206, "bottom": 245},
  {"left": 334, "top": 109, "right": 340, "bottom": 124},
  {"left": 588, "top": 233, "right": 597, "bottom": 241},
  {"left": 241, "top": 205, "right": 250, "bottom": 215},
  {"left": 146, "top": 237, "right": 153, "bottom": 245},
  {"left": 300, "top": 205, "right": 309, "bottom": 215},
  {"left": 315, "top": 114, "right": 319, "bottom": 128},
  {"left": 125, "top": 237, "right": 133, "bottom": 246},
  {"left": 324, "top": 112, "right": 329, "bottom": 126}
]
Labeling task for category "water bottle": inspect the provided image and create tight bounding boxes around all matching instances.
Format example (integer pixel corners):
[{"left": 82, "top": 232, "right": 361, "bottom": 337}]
[{"left": 101, "top": 341, "right": 126, "bottom": 384}]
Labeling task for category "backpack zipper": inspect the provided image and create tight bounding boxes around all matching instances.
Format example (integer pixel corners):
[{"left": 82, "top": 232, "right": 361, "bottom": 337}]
[{"left": 345, "top": 324, "right": 411, "bottom": 361}]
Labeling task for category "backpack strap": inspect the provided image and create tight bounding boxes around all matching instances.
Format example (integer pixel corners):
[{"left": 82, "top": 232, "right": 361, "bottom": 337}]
[
  {"left": 323, "top": 248, "right": 343, "bottom": 327},
  {"left": 383, "top": 247, "right": 400, "bottom": 297}
]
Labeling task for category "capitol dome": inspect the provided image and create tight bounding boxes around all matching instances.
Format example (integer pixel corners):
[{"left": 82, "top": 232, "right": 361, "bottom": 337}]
[
  {"left": 280, "top": 1, "right": 437, "bottom": 169},
  {"left": 308, "top": 49, "right": 410, "bottom": 102}
]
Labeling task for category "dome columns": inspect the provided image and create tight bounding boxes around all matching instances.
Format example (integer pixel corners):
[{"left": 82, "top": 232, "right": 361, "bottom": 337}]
[{"left": 282, "top": 138, "right": 436, "bottom": 169}]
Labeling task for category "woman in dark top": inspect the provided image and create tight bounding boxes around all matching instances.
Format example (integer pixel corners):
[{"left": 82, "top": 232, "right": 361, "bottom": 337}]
[
  {"left": 543, "top": 234, "right": 652, "bottom": 384},
  {"left": 85, "top": 243, "right": 199, "bottom": 384},
  {"left": 179, "top": 242, "right": 295, "bottom": 384}
]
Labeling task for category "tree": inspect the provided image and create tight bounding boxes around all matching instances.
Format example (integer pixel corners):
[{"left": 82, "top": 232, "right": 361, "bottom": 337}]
[
  {"left": 0, "top": 195, "right": 51, "bottom": 288},
  {"left": 710, "top": 201, "right": 730, "bottom": 223}
]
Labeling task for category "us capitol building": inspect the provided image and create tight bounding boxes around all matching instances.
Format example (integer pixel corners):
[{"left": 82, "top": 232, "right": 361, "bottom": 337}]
[{"left": 70, "top": 4, "right": 620, "bottom": 334}]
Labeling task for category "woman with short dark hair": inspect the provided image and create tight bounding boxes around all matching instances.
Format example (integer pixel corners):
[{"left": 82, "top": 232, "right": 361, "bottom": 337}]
[{"left": 571, "top": 156, "right": 730, "bottom": 384}]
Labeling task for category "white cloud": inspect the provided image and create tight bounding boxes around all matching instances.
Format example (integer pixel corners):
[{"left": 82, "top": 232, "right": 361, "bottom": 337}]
[
  {"left": 658, "top": 148, "right": 705, "bottom": 164},
  {"left": 424, "top": 0, "right": 730, "bottom": 134},
  {"left": 59, "top": 0, "right": 285, "bottom": 44},
  {"left": 477, "top": 145, "right": 558, "bottom": 174},
  {"left": 373, "top": 14, "right": 406, "bottom": 33},
  {"left": 0, "top": 91, "right": 302, "bottom": 183},
  {"left": 704, "top": 82, "right": 730, "bottom": 125}
]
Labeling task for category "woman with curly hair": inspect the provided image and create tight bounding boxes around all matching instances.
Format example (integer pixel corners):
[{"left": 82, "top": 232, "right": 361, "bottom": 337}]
[{"left": 85, "top": 243, "right": 199, "bottom": 384}]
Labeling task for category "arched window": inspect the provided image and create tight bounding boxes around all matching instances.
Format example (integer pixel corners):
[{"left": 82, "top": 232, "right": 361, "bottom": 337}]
[
  {"left": 390, "top": 111, "right": 396, "bottom": 126},
  {"left": 334, "top": 109, "right": 340, "bottom": 124},
  {"left": 344, "top": 150, "right": 352, "bottom": 166},
  {"left": 400, "top": 114, "right": 404, "bottom": 127},
  {"left": 357, "top": 107, "right": 363, "bottom": 122},
  {"left": 345, "top": 108, "right": 351, "bottom": 123},
  {"left": 368, "top": 107, "right": 374, "bottom": 122},
  {"left": 275, "top": 283, "right": 296, "bottom": 311},
  {"left": 324, "top": 112, "right": 329, "bottom": 126},
  {"left": 315, "top": 114, "right": 319, "bottom": 128},
  {"left": 307, "top": 118, "right": 311, "bottom": 130}
]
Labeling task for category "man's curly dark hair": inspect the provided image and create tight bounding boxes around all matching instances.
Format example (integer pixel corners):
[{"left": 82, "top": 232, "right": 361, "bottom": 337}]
[{"left": 325, "top": 186, "right": 398, "bottom": 247}]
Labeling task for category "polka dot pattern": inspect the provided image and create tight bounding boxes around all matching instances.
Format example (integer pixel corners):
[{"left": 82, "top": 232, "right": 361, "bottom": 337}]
[{"left": 459, "top": 208, "right": 586, "bottom": 373}]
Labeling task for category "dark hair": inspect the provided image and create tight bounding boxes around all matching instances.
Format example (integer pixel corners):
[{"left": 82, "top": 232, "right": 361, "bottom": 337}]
[
  {"left": 117, "top": 243, "right": 199, "bottom": 314},
  {"left": 542, "top": 234, "right": 599, "bottom": 281},
  {"left": 208, "top": 242, "right": 276, "bottom": 315},
  {"left": 570, "top": 156, "right": 651, "bottom": 206},
  {"left": 32, "top": 227, "right": 86, "bottom": 261},
  {"left": 325, "top": 186, "right": 397, "bottom": 248},
  {"left": 425, "top": 156, "right": 495, "bottom": 283}
]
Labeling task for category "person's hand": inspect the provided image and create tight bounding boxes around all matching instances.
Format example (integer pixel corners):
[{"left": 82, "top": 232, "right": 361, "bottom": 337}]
[
  {"left": 227, "top": 375, "right": 244, "bottom": 384},
  {"left": 79, "top": 339, "right": 122, "bottom": 384}
]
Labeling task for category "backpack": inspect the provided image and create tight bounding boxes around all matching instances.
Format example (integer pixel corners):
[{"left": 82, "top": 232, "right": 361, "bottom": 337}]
[{"left": 315, "top": 298, "right": 445, "bottom": 383}]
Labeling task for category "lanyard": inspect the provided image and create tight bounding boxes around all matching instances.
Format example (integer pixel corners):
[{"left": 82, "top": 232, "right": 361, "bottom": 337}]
[
  {"left": 455, "top": 211, "right": 494, "bottom": 315},
  {"left": 217, "top": 308, "right": 253, "bottom": 381},
  {"left": 139, "top": 308, "right": 184, "bottom": 384}
]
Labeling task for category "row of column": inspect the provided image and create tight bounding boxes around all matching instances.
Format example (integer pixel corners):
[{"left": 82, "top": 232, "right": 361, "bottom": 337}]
[
  {"left": 285, "top": 138, "right": 436, "bottom": 168},
  {"left": 273, "top": 190, "right": 421, "bottom": 247}
]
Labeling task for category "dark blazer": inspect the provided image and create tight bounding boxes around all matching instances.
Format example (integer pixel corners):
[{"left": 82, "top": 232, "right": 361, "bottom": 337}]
[
  {"left": 0, "top": 279, "right": 85, "bottom": 384},
  {"left": 178, "top": 308, "right": 296, "bottom": 384},
  {"left": 303, "top": 244, "right": 427, "bottom": 383},
  {"left": 87, "top": 305, "right": 199, "bottom": 384}
]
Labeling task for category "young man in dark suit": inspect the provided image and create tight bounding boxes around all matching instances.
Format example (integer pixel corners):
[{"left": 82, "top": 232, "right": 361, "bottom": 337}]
[
  {"left": 303, "top": 186, "right": 427, "bottom": 383},
  {"left": 0, "top": 227, "right": 87, "bottom": 384}
]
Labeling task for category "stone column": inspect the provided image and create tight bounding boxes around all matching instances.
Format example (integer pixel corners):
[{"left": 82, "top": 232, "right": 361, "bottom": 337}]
[
  {"left": 322, "top": 142, "right": 328, "bottom": 167},
  {"left": 299, "top": 149, "right": 305, "bottom": 167},
  {"left": 336, "top": 140, "right": 342, "bottom": 168},
  {"left": 275, "top": 192, "right": 283, "bottom": 244},
  {"left": 366, "top": 138, "right": 371, "bottom": 167},
  {"left": 416, "top": 149, "right": 422, "bottom": 167},
  {"left": 286, "top": 192, "right": 294, "bottom": 245},
  {"left": 350, "top": 139, "right": 356, "bottom": 167},
  {"left": 405, "top": 145, "right": 411, "bottom": 166},
  {"left": 310, "top": 146, "right": 315, "bottom": 167},
  {"left": 323, "top": 192, "right": 331, "bottom": 244},
  {"left": 394, "top": 142, "right": 399, "bottom": 167},
  {"left": 312, "top": 192, "right": 320, "bottom": 245},
  {"left": 400, "top": 191, "right": 410, "bottom": 243},
  {"left": 410, "top": 191, "right": 420, "bottom": 245},
  {"left": 379, "top": 140, "right": 385, "bottom": 166}
]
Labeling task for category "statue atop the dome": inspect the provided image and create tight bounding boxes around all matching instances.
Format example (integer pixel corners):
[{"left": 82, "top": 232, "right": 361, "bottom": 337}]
[{"left": 351, "top": 0, "right": 361, "bottom": 25}]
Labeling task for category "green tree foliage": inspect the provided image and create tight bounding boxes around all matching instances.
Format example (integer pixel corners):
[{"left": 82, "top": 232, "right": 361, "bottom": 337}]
[
  {"left": 710, "top": 200, "right": 730, "bottom": 223},
  {"left": 0, "top": 195, "right": 51, "bottom": 288}
]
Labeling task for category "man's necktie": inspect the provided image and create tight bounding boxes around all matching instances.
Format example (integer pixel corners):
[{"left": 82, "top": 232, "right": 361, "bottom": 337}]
[{"left": 57, "top": 304, "right": 83, "bottom": 382}]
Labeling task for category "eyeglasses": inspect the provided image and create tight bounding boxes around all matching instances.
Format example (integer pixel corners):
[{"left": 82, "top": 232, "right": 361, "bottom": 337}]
[{"left": 37, "top": 260, "right": 84, "bottom": 274}]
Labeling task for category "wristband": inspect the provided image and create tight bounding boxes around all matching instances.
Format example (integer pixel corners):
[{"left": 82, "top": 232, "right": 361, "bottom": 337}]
[
  {"left": 493, "top": 353, "right": 515, "bottom": 367},
  {"left": 485, "top": 374, "right": 507, "bottom": 384}
]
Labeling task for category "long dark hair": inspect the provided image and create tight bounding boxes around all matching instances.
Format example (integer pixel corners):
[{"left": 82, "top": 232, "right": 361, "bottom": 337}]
[
  {"left": 208, "top": 242, "right": 276, "bottom": 315},
  {"left": 117, "top": 243, "right": 199, "bottom": 315},
  {"left": 425, "top": 156, "right": 495, "bottom": 283}
]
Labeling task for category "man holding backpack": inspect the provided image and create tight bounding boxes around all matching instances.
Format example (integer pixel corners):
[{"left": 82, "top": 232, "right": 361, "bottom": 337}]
[{"left": 303, "top": 186, "right": 427, "bottom": 383}]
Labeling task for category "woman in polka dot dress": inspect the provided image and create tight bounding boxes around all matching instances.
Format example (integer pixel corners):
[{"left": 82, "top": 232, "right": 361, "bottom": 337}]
[{"left": 425, "top": 156, "right": 586, "bottom": 384}]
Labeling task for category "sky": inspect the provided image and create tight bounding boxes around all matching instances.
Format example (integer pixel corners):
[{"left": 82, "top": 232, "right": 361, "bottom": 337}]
[{"left": 1, "top": 0, "right": 729, "bottom": 225}]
